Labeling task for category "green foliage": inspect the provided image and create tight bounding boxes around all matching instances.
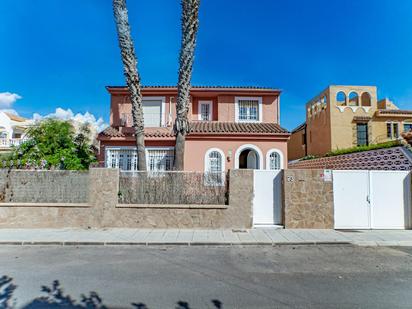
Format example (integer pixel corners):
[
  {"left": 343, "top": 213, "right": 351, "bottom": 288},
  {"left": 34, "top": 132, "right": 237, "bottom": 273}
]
[
  {"left": 325, "top": 140, "right": 401, "bottom": 157},
  {"left": 3, "top": 119, "right": 97, "bottom": 170},
  {"left": 301, "top": 155, "right": 318, "bottom": 161}
]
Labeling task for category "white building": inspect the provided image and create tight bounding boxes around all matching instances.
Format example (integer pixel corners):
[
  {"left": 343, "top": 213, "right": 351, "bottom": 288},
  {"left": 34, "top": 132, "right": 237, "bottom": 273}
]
[{"left": 0, "top": 112, "right": 32, "bottom": 151}]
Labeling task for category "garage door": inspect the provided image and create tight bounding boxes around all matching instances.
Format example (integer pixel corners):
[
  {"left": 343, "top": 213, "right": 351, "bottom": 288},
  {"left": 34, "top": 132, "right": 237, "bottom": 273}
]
[{"left": 333, "top": 170, "right": 411, "bottom": 229}]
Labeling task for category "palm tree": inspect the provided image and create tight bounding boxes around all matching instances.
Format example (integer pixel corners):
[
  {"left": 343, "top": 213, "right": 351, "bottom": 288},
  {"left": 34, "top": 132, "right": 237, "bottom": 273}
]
[
  {"left": 173, "top": 0, "right": 201, "bottom": 170},
  {"left": 113, "top": 0, "right": 146, "bottom": 170}
]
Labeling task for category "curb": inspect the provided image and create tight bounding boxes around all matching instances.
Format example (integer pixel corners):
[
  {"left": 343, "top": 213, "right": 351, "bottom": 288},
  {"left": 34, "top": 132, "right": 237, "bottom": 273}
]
[{"left": 0, "top": 240, "right": 354, "bottom": 246}]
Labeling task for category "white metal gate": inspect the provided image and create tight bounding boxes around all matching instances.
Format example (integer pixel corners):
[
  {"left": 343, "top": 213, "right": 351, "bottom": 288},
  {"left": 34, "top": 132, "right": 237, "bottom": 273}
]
[
  {"left": 333, "top": 170, "right": 411, "bottom": 229},
  {"left": 253, "top": 170, "right": 283, "bottom": 226}
]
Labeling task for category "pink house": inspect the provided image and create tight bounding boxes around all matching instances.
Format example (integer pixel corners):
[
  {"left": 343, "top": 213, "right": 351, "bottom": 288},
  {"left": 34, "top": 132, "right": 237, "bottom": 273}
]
[{"left": 97, "top": 86, "right": 290, "bottom": 173}]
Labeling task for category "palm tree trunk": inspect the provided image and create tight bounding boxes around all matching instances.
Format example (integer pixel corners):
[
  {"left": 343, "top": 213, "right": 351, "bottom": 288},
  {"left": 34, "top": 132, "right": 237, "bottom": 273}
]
[
  {"left": 113, "top": 0, "right": 146, "bottom": 171},
  {"left": 173, "top": 0, "right": 200, "bottom": 170}
]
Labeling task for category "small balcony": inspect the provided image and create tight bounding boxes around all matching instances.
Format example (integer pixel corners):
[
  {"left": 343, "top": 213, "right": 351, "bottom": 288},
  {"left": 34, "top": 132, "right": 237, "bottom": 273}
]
[
  {"left": 0, "top": 138, "right": 26, "bottom": 148},
  {"left": 120, "top": 112, "right": 168, "bottom": 128}
]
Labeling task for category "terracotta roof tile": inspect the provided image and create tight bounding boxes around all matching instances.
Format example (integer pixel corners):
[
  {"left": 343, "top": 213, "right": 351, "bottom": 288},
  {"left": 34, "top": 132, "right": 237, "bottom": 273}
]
[
  {"left": 99, "top": 127, "right": 174, "bottom": 138},
  {"left": 189, "top": 121, "right": 289, "bottom": 135},
  {"left": 99, "top": 122, "right": 289, "bottom": 139},
  {"left": 107, "top": 85, "right": 280, "bottom": 91},
  {"left": 377, "top": 109, "right": 412, "bottom": 115},
  {"left": 99, "top": 127, "right": 125, "bottom": 137},
  {"left": 353, "top": 116, "right": 372, "bottom": 122}
]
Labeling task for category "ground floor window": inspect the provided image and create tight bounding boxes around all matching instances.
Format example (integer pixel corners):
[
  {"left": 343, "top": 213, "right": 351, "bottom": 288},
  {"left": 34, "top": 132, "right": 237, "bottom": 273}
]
[
  {"left": 204, "top": 148, "right": 225, "bottom": 185},
  {"left": 267, "top": 150, "right": 283, "bottom": 170},
  {"left": 106, "top": 147, "right": 174, "bottom": 172},
  {"left": 356, "top": 123, "right": 369, "bottom": 146},
  {"left": 387, "top": 122, "right": 400, "bottom": 139},
  {"left": 147, "top": 148, "right": 174, "bottom": 172},
  {"left": 404, "top": 123, "right": 412, "bottom": 132}
]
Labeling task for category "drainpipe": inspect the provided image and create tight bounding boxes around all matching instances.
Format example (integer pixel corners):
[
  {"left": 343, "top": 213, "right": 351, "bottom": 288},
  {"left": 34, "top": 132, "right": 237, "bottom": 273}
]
[{"left": 277, "top": 96, "right": 281, "bottom": 124}]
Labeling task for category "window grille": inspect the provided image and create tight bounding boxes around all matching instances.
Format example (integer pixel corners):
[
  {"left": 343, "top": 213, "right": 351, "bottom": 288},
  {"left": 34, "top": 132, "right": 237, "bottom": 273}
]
[
  {"left": 205, "top": 151, "right": 224, "bottom": 186},
  {"left": 106, "top": 148, "right": 173, "bottom": 171},
  {"left": 147, "top": 149, "right": 174, "bottom": 172},
  {"left": 238, "top": 99, "right": 259, "bottom": 121},
  {"left": 200, "top": 103, "right": 210, "bottom": 121},
  {"left": 269, "top": 152, "right": 281, "bottom": 170}
]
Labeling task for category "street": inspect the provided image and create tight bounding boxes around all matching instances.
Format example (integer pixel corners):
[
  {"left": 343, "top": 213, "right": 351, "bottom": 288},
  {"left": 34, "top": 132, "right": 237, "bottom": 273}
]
[{"left": 0, "top": 245, "right": 411, "bottom": 308}]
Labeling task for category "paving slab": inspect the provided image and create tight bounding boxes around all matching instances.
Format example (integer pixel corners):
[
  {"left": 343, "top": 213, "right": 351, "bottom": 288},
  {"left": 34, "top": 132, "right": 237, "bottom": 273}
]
[
  {"left": 162, "top": 230, "right": 180, "bottom": 243},
  {"left": 222, "top": 230, "right": 240, "bottom": 243},
  {"left": 0, "top": 228, "right": 412, "bottom": 246},
  {"left": 176, "top": 230, "right": 194, "bottom": 242},
  {"left": 261, "top": 229, "right": 289, "bottom": 243},
  {"left": 248, "top": 229, "right": 272, "bottom": 243}
]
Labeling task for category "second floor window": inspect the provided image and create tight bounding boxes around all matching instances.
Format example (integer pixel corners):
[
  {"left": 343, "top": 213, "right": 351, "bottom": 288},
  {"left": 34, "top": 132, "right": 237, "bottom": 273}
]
[
  {"left": 198, "top": 101, "right": 212, "bottom": 121},
  {"left": 357, "top": 123, "right": 369, "bottom": 146},
  {"left": 236, "top": 97, "right": 262, "bottom": 122}
]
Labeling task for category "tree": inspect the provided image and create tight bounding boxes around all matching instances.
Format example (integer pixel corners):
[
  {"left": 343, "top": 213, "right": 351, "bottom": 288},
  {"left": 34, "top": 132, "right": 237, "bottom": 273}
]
[
  {"left": 173, "top": 0, "right": 201, "bottom": 170},
  {"left": 7, "top": 119, "right": 96, "bottom": 170},
  {"left": 113, "top": 0, "right": 147, "bottom": 171}
]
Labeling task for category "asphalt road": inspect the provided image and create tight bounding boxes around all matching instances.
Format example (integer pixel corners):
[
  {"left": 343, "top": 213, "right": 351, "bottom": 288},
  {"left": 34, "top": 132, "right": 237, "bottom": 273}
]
[{"left": 0, "top": 245, "right": 411, "bottom": 309}]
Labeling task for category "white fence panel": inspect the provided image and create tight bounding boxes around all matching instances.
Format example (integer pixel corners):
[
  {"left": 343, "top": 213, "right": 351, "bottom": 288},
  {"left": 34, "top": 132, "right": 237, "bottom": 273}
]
[
  {"left": 253, "top": 170, "right": 283, "bottom": 226},
  {"left": 333, "top": 171, "right": 370, "bottom": 229},
  {"left": 370, "top": 171, "right": 411, "bottom": 229}
]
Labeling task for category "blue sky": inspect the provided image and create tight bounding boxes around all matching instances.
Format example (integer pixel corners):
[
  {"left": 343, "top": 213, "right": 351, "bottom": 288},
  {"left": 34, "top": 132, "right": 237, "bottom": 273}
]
[{"left": 1, "top": 0, "right": 412, "bottom": 130}]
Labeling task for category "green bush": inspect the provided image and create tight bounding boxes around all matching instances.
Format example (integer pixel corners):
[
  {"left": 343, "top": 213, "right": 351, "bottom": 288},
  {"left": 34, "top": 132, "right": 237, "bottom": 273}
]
[
  {"left": 6, "top": 119, "right": 97, "bottom": 170},
  {"left": 325, "top": 140, "right": 401, "bottom": 157}
]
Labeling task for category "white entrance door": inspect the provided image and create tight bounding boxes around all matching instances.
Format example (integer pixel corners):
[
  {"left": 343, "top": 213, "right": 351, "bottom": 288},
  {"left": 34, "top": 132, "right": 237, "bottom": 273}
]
[
  {"left": 247, "top": 151, "right": 258, "bottom": 169},
  {"left": 253, "top": 170, "right": 283, "bottom": 226},
  {"left": 333, "top": 170, "right": 411, "bottom": 229},
  {"left": 333, "top": 170, "right": 370, "bottom": 229}
]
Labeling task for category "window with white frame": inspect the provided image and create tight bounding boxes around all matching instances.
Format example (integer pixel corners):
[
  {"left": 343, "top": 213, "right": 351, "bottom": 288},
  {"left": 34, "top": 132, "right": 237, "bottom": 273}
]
[
  {"left": 106, "top": 147, "right": 174, "bottom": 172},
  {"left": 236, "top": 97, "right": 262, "bottom": 122},
  {"left": 106, "top": 148, "right": 138, "bottom": 171},
  {"left": 205, "top": 149, "right": 225, "bottom": 186},
  {"left": 198, "top": 101, "right": 212, "bottom": 121},
  {"left": 269, "top": 152, "right": 281, "bottom": 170},
  {"left": 387, "top": 122, "right": 400, "bottom": 139},
  {"left": 147, "top": 148, "right": 174, "bottom": 172}
]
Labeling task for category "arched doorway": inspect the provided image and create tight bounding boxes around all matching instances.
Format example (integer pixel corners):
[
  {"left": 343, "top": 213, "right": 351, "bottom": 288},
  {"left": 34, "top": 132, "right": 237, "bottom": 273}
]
[{"left": 238, "top": 149, "right": 260, "bottom": 169}]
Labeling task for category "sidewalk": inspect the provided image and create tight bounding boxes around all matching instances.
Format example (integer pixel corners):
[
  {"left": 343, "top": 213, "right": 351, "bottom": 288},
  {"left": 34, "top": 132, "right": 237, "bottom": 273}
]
[{"left": 0, "top": 228, "right": 412, "bottom": 246}]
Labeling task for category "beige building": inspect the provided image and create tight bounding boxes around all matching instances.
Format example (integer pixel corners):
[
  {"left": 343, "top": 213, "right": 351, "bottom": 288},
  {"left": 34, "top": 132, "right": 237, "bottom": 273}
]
[{"left": 288, "top": 85, "right": 412, "bottom": 160}]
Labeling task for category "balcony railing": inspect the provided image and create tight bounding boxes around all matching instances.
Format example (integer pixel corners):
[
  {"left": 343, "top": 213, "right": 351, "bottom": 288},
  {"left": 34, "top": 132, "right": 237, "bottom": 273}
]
[
  {"left": 120, "top": 113, "right": 166, "bottom": 127},
  {"left": 0, "top": 138, "right": 27, "bottom": 148}
]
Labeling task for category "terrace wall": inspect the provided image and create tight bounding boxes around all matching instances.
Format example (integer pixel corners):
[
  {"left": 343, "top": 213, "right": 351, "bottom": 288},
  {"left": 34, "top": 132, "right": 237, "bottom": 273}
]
[{"left": 0, "top": 168, "right": 253, "bottom": 229}]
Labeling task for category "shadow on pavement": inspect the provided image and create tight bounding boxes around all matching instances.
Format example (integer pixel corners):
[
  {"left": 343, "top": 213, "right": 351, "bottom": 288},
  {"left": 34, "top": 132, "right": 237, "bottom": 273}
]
[{"left": 0, "top": 275, "right": 223, "bottom": 309}]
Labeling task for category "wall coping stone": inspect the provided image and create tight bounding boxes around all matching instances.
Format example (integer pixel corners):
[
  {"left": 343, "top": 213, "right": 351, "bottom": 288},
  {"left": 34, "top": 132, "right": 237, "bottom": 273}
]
[
  {"left": 0, "top": 203, "right": 91, "bottom": 208},
  {"left": 116, "top": 204, "right": 228, "bottom": 209}
]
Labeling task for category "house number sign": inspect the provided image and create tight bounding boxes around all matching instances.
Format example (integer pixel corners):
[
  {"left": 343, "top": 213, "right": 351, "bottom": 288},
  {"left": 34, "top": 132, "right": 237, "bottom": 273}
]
[{"left": 287, "top": 175, "right": 294, "bottom": 182}]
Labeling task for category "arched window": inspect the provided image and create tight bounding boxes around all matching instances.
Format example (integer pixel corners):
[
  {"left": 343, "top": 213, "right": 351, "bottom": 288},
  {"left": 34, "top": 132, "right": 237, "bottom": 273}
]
[
  {"left": 208, "top": 151, "right": 222, "bottom": 173},
  {"left": 266, "top": 149, "right": 284, "bottom": 170},
  {"left": 321, "top": 96, "right": 327, "bottom": 110},
  {"left": 361, "top": 92, "right": 371, "bottom": 107},
  {"left": 348, "top": 92, "right": 359, "bottom": 106},
  {"left": 336, "top": 91, "right": 346, "bottom": 106},
  {"left": 205, "top": 148, "right": 225, "bottom": 185},
  {"left": 269, "top": 152, "right": 281, "bottom": 170}
]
